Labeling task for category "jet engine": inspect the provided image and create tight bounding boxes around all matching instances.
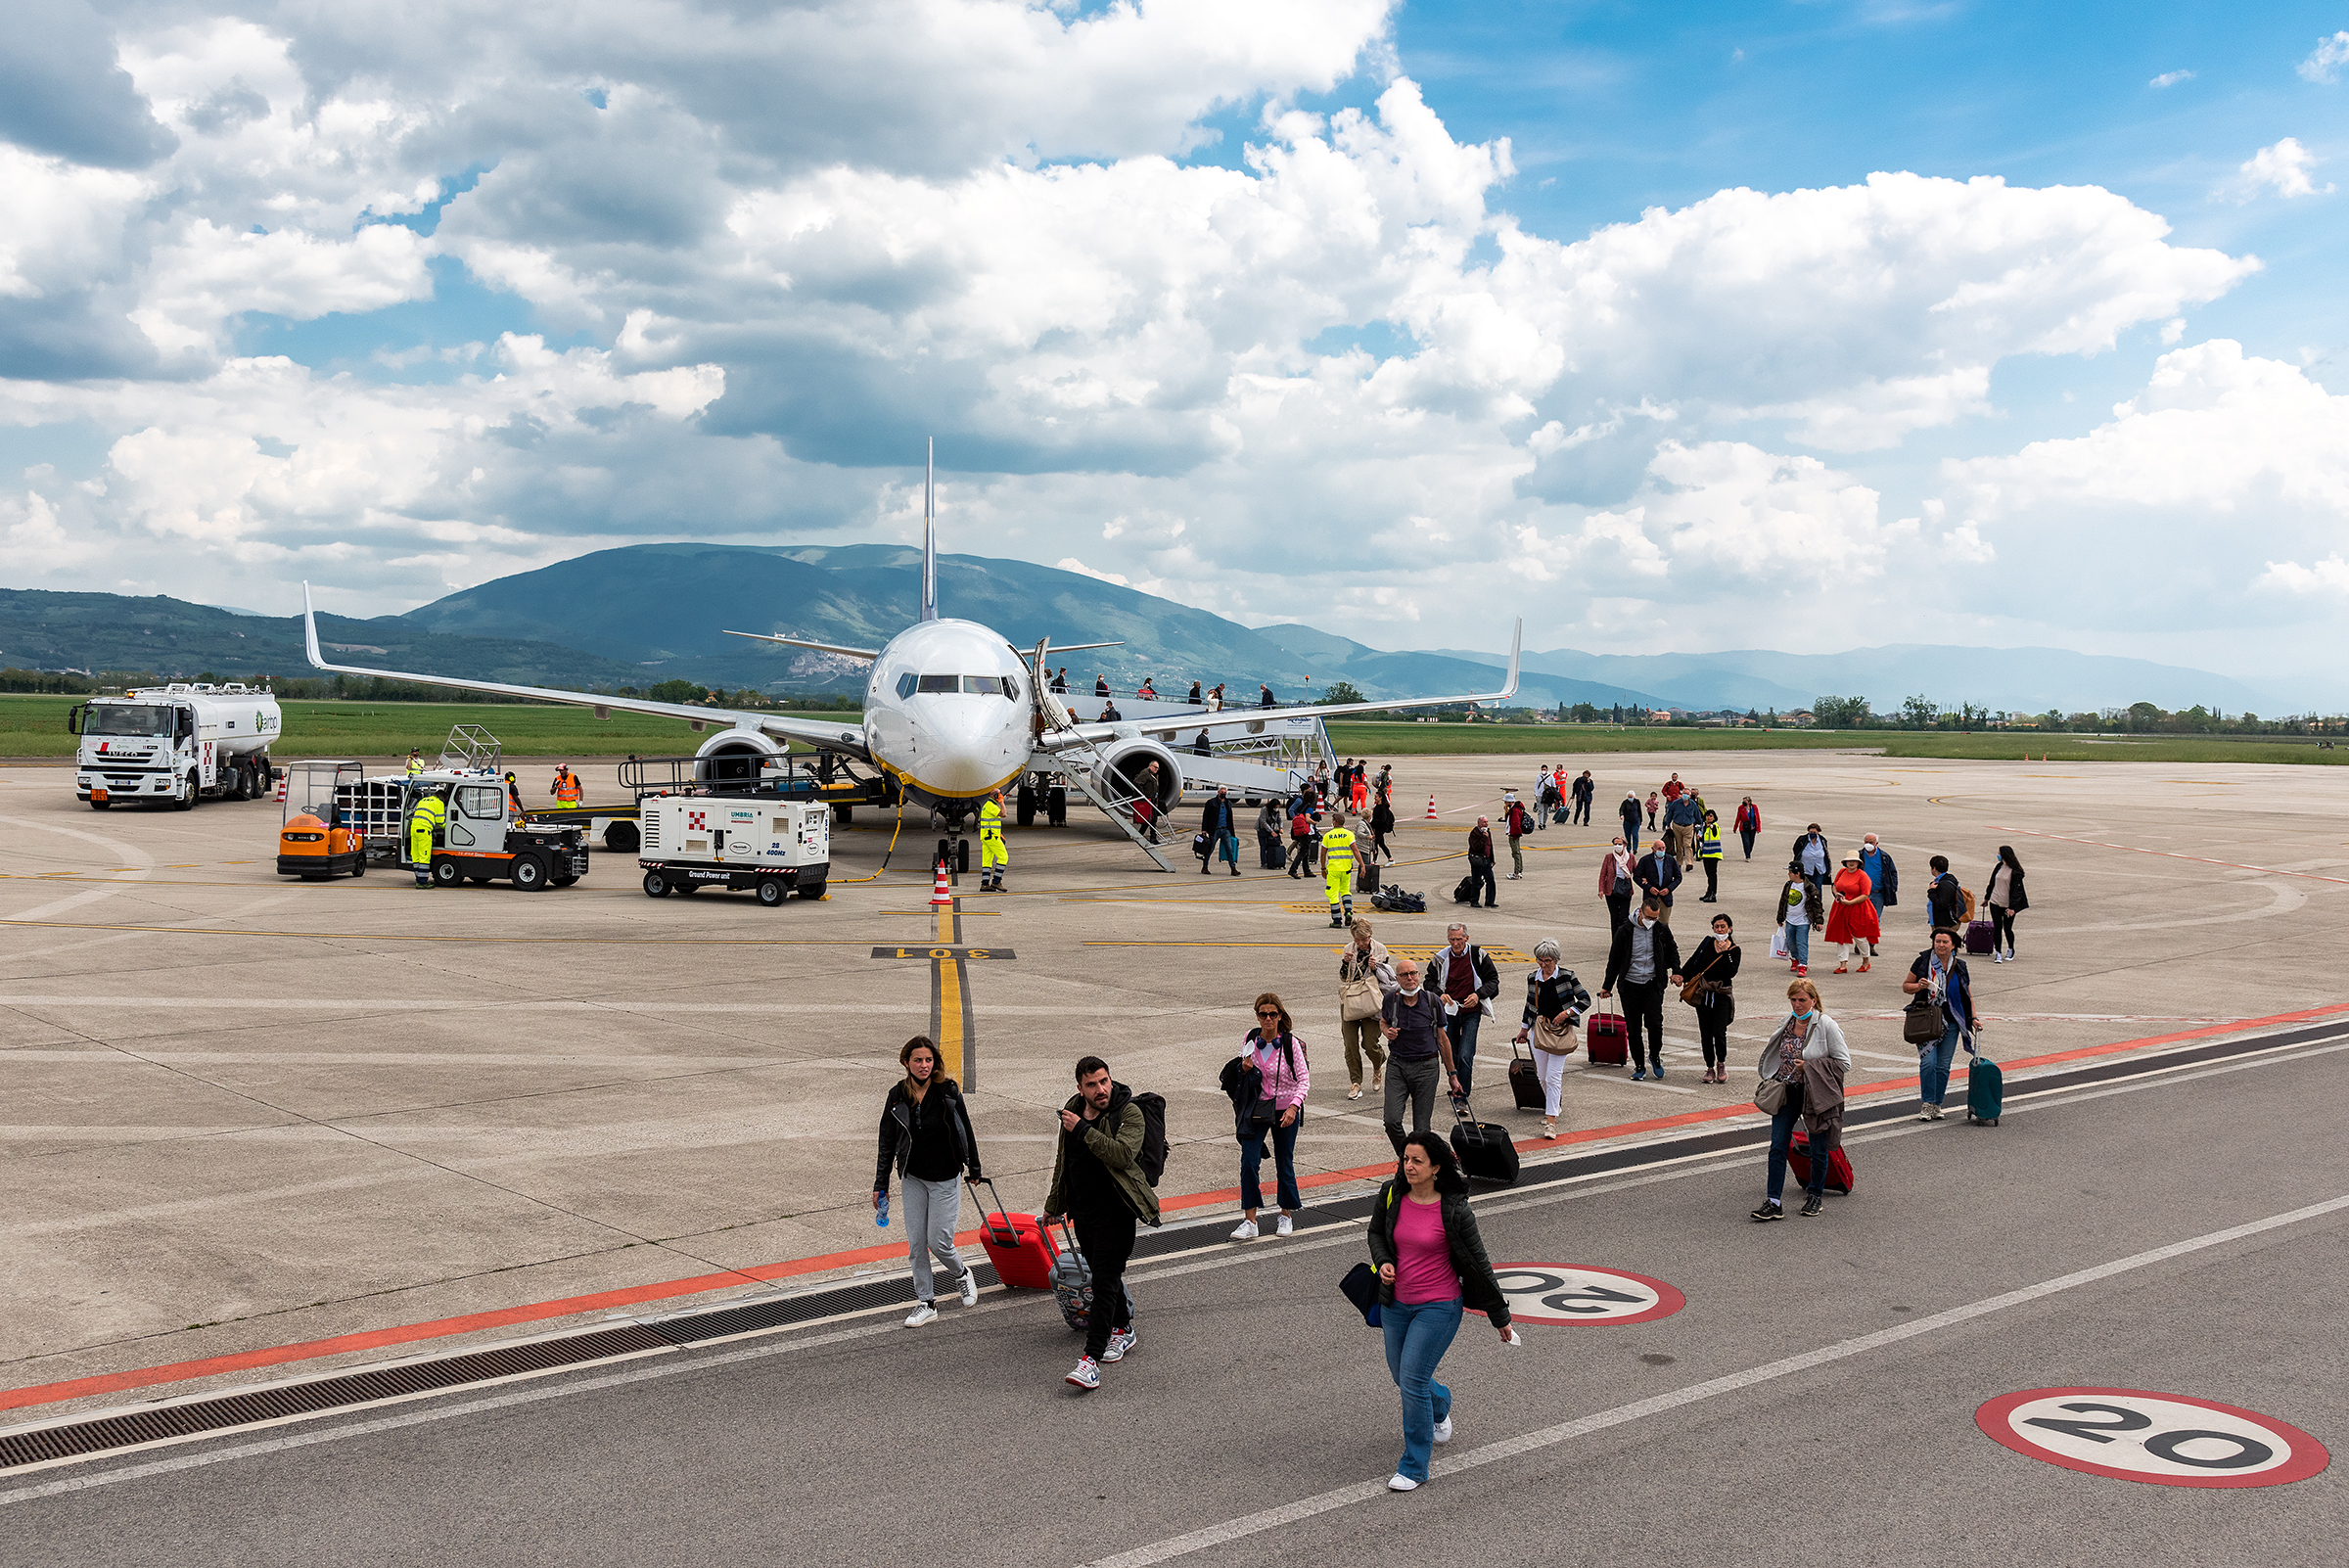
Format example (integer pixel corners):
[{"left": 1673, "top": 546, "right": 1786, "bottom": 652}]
[
  {"left": 1101, "top": 737, "right": 1182, "bottom": 815},
  {"left": 695, "top": 727, "right": 789, "bottom": 787}
]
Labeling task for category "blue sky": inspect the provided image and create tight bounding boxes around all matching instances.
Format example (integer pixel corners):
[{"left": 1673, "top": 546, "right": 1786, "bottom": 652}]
[{"left": 1, "top": 1, "right": 2345, "bottom": 703}]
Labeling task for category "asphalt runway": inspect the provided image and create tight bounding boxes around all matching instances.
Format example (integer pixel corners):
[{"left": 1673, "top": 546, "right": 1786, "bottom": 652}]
[{"left": 4, "top": 1036, "right": 2339, "bottom": 1566}]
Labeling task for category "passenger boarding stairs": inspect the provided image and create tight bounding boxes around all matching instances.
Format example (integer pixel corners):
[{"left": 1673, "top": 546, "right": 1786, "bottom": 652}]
[{"left": 1048, "top": 737, "right": 1177, "bottom": 871}]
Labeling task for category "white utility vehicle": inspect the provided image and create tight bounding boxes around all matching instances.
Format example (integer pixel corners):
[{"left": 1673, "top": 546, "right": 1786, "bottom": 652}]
[
  {"left": 638, "top": 795, "right": 831, "bottom": 904},
  {"left": 70, "top": 683, "right": 282, "bottom": 809}
]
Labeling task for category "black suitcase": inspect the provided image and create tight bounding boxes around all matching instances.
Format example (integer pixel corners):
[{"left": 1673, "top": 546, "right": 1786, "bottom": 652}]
[
  {"left": 1359, "top": 860, "right": 1381, "bottom": 893},
  {"left": 1450, "top": 1096, "right": 1520, "bottom": 1184},
  {"left": 1452, "top": 874, "right": 1476, "bottom": 904},
  {"left": 1260, "top": 838, "right": 1285, "bottom": 870},
  {"left": 1506, "top": 1038, "right": 1546, "bottom": 1112}
]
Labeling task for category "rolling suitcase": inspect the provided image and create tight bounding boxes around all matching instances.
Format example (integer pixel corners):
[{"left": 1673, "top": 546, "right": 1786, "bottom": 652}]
[
  {"left": 1449, "top": 1097, "right": 1521, "bottom": 1184},
  {"left": 1785, "top": 1129, "right": 1854, "bottom": 1195},
  {"left": 1586, "top": 998, "right": 1630, "bottom": 1067},
  {"left": 1047, "top": 1217, "right": 1134, "bottom": 1332},
  {"left": 1452, "top": 874, "right": 1476, "bottom": 904},
  {"left": 1506, "top": 1038, "right": 1546, "bottom": 1111},
  {"left": 1359, "top": 860, "right": 1381, "bottom": 893},
  {"left": 1965, "top": 1037, "right": 2003, "bottom": 1125},
  {"left": 1964, "top": 919, "right": 1996, "bottom": 955},
  {"left": 1261, "top": 838, "right": 1285, "bottom": 870},
  {"left": 971, "top": 1178, "right": 1057, "bottom": 1290}
]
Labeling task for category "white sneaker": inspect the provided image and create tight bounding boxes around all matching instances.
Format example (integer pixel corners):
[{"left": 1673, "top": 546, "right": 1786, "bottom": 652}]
[
  {"left": 1927, "top": 1103, "right": 1946, "bottom": 1121},
  {"left": 1065, "top": 1356, "right": 1099, "bottom": 1390},
  {"left": 1916, "top": 1108, "right": 1934, "bottom": 1122},
  {"left": 1387, "top": 1473, "right": 1420, "bottom": 1492},
  {"left": 904, "top": 1303, "right": 938, "bottom": 1327},
  {"left": 1103, "top": 1327, "right": 1136, "bottom": 1361},
  {"left": 955, "top": 1268, "right": 980, "bottom": 1308},
  {"left": 1276, "top": 1213, "right": 1295, "bottom": 1236},
  {"left": 1229, "top": 1219, "right": 1259, "bottom": 1241},
  {"left": 1432, "top": 1415, "right": 1453, "bottom": 1445}
]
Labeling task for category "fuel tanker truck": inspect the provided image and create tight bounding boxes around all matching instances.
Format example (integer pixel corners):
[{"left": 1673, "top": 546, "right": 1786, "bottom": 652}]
[{"left": 69, "top": 682, "right": 282, "bottom": 809}]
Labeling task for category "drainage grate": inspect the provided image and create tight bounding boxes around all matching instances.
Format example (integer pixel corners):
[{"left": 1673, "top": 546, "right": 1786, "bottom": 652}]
[{"left": 6, "top": 1019, "right": 2338, "bottom": 1475}]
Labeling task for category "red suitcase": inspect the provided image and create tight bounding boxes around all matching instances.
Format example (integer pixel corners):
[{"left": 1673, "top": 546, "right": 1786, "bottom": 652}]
[
  {"left": 971, "top": 1178, "right": 1057, "bottom": 1290},
  {"left": 1786, "top": 1129, "right": 1854, "bottom": 1195},
  {"left": 1587, "top": 998, "right": 1630, "bottom": 1067}
]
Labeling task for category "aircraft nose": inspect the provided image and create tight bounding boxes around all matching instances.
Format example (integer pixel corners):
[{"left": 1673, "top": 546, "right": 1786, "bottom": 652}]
[{"left": 919, "top": 701, "right": 1023, "bottom": 794}]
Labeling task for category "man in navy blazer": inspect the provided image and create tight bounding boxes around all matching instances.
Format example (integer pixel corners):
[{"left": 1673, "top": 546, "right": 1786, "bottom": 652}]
[{"left": 1635, "top": 837, "right": 1683, "bottom": 923}]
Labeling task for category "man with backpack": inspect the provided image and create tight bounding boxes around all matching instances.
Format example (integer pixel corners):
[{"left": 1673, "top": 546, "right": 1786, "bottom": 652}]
[
  {"left": 1573, "top": 769, "right": 1595, "bottom": 825},
  {"left": 1424, "top": 924, "right": 1501, "bottom": 1096},
  {"left": 1043, "top": 1056, "right": 1164, "bottom": 1391},
  {"left": 1287, "top": 799, "right": 1316, "bottom": 878},
  {"left": 1925, "top": 854, "right": 1964, "bottom": 931},
  {"left": 1502, "top": 794, "right": 1534, "bottom": 879}
]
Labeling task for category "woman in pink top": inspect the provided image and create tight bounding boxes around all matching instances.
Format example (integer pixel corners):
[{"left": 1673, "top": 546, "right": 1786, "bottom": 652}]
[
  {"left": 1365, "top": 1134, "right": 1514, "bottom": 1491},
  {"left": 1230, "top": 992, "right": 1311, "bottom": 1241}
]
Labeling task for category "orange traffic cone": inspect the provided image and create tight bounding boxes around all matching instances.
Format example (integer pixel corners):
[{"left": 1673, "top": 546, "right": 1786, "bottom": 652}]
[
  {"left": 1423, "top": 795, "right": 1439, "bottom": 821},
  {"left": 274, "top": 772, "right": 286, "bottom": 803},
  {"left": 930, "top": 858, "right": 953, "bottom": 906}
]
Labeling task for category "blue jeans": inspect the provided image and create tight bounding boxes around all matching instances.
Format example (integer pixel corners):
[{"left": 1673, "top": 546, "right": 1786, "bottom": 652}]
[
  {"left": 1445, "top": 1009, "right": 1483, "bottom": 1095},
  {"left": 1766, "top": 1092, "right": 1825, "bottom": 1203},
  {"left": 1783, "top": 923, "right": 1810, "bottom": 966},
  {"left": 1920, "top": 1018, "right": 1962, "bottom": 1106},
  {"left": 1239, "top": 1114, "right": 1301, "bottom": 1213},
  {"left": 1382, "top": 1296, "right": 1462, "bottom": 1482}
]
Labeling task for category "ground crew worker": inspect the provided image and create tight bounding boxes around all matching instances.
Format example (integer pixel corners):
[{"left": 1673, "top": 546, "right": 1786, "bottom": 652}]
[
  {"left": 1320, "top": 811, "right": 1359, "bottom": 929},
  {"left": 404, "top": 749, "right": 425, "bottom": 777},
  {"left": 504, "top": 771, "right": 524, "bottom": 816},
  {"left": 1698, "top": 809, "right": 1725, "bottom": 902},
  {"left": 408, "top": 789, "right": 445, "bottom": 886},
  {"left": 552, "top": 765, "right": 582, "bottom": 807},
  {"left": 978, "top": 789, "right": 1008, "bottom": 891}
]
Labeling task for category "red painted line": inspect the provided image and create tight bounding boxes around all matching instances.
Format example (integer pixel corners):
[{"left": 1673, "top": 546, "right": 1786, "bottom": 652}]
[
  {"left": 7, "top": 999, "right": 2345, "bottom": 1418},
  {"left": 1990, "top": 826, "right": 2349, "bottom": 886}
]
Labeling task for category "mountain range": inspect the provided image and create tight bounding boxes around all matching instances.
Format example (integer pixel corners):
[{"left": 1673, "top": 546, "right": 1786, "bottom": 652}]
[{"left": 0, "top": 544, "right": 2301, "bottom": 715}]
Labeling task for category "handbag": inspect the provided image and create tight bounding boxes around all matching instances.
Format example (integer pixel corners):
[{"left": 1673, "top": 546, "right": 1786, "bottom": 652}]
[
  {"left": 1679, "top": 944, "right": 1727, "bottom": 1006},
  {"left": 1753, "top": 1077, "right": 1788, "bottom": 1115},
  {"left": 1903, "top": 992, "right": 1946, "bottom": 1045},
  {"left": 1339, "top": 1261, "right": 1382, "bottom": 1327},
  {"left": 1339, "top": 950, "right": 1384, "bottom": 1022},
  {"left": 1531, "top": 1013, "right": 1579, "bottom": 1056}
]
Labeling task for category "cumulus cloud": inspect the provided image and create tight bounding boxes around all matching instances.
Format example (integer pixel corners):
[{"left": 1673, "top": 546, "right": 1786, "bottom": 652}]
[
  {"left": 2227, "top": 138, "right": 2332, "bottom": 202},
  {"left": 2299, "top": 31, "right": 2349, "bottom": 84},
  {"left": 2148, "top": 69, "right": 2195, "bottom": 89},
  {"left": 0, "top": 1, "right": 176, "bottom": 169}
]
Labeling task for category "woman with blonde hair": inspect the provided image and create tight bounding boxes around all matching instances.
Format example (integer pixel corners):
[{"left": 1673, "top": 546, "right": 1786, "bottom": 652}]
[
  {"left": 1749, "top": 978, "right": 1849, "bottom": 1222},
  {"left": 1231, "top": 992, "right": 1311, "bottom": 1240}
]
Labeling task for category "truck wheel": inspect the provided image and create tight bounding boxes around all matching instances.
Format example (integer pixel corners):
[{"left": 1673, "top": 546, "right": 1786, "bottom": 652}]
[
  {"left": 642, "top": 871, "right": 670, "bottom": 898},
  {"left": 172, "top": 771, "right": 198, "bottom": 811},
  {"left": 512, "top": 855, "right": 548, "bottom": 891},
  {"left": 798, "top": 880, "right": 826, "bottom": 899},
  {"left": 756, "top": 878, "right": 785, "bottom": 907},
  {"left": 351, "top": 857, "right": 366, "bottom": 878},
  {"left": 431, "top": 858, "right": 463, "bottom": 888},
  {"left": 604, "top": 821, "right": 639, "bottom": 853}
]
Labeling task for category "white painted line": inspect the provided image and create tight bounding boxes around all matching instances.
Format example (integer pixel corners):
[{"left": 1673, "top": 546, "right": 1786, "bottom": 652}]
[{"left": 1087, "top": 1191, "right": 2349, "bottom": 1567}]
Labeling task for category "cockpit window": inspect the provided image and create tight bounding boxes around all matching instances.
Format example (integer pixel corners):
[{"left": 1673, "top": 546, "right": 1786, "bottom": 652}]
[
  {"left": 961, "top": 676, "right": 1002, "bottom": 695},
  {"left": 915, "top": 674, "right": 958, "bottom": 694},
  {"left": 896, "top": 673, "right": 918, "bottom": 700}
]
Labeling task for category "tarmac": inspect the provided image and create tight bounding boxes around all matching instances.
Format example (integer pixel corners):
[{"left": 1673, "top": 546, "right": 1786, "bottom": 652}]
[{"left": 1, "top": 748, "right": 2342, "bottom": 1559}]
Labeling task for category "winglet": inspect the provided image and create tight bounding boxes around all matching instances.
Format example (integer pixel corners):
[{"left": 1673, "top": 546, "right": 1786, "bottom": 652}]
[
  {"left": 920, "top": 438, "right": 938, "bottom": 623},
  {"left": 301, "top": 582, "right": 326, "bottom": 669},
  {"left": 1500, "top": 618, "right": 1522, "bottom": 700}
]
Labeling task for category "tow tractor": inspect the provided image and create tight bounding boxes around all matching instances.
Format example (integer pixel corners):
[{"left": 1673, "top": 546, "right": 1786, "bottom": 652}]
[
  {"left": 276, "top": 760, "right": 368, "bottom": 879},
  {"left": 626, "top": 755, "right": 831, "bottom": 904},
  {"left": 332, "top": 725, "right": 590, "bottom": 890}
]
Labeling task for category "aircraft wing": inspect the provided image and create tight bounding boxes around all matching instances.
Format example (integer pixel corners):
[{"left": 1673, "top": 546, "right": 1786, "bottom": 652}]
[
  {"left": 299, "top": 585, "right": 872, "bottom": 759},
  {"left": 1043, "top": 620, "right": 1522, "bottom": 747},
  {"left": 722, "top": 629, "right": 883, "bottom": 660}
]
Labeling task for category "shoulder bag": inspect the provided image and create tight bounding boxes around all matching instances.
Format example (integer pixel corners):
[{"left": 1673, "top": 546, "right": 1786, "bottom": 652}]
[
  {"left": 1679, "top": 944, "right": 1727, "bottom": 1007},
  {"left": 1903, "top": 989, "right": 1947, "bottom": 1044},
  {"left": 1340, "top": 950, "right": 1383, "bottom": 1022}
]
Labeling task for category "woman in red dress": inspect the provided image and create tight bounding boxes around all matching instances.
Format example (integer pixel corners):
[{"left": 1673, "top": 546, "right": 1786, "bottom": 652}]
[{"left": 1824, "top": 851, "right": 1880, "bottom": 973}]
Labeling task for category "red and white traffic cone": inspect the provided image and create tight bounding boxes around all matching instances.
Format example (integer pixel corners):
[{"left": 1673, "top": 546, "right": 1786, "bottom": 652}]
[
  {"left": 930, "top": 858, "right": 954, "bottom": 906},
  {"left": 274, "top": 772, "right": 286, "bottom": 803},
  {"left": 1423, "top": 795, "right": 1439, "bottom": 821}
]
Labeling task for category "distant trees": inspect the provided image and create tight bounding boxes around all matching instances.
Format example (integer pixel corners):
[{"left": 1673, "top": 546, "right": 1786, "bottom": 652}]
[
  {"left": 1319, "top": 681, "right": 1365, "bottom": 706},
  {"left": 1812, "top": 695, "right": 1874, "bottom": 729}
]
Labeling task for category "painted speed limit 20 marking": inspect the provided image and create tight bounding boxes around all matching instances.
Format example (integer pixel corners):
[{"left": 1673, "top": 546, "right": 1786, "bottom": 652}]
[
  {"left": 1976, "top": 1388, "right": 2330, "bottom": 1488},
  {"left": 1488, "top": 1264, "right": 1684, "bottom": 1326}
]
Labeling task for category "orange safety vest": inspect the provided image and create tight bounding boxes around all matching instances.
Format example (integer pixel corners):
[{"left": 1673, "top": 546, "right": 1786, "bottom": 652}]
[{"left": 554, "top": 770, "right": 582, "bottom": 806}]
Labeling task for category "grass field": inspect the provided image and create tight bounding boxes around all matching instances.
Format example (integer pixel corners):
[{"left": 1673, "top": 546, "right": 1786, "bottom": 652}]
[{"left": 6, "top": 694, "right": 2339, "bottom": 766}]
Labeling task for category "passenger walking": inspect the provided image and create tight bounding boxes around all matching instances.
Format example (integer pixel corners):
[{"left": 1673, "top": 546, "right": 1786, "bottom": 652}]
[
  {"left": 1320, "top": 811, "right": 1359, "bottom": 928},
  {"left": 1825, "top": 851, "right": 1879, "bottom": 972},
  {"left": 1598, "top": 897, "right": 1683, "bottom": 1083},
  {"left": 1287, "top": 799, "right": 1315, "bottom": 878},
  {"left": 1983, "top": 846, "right": 2027, "bottom": 962},
  {"left": 1369, "top": 791, "right": 1397, "bottom": 863},
  {"left": 1903, "top": 928, "right": 1981, "bottom": 1121},
  {"left": 1425, "top": 924, "right": 1500, "bottom": 1096},
  {"left": 1200, "top": 785, "right": 1240, "bottom": 876},
  {"left": 1503, "top": 795, "right": 1533, "bottom": 879},
  {"left": 1339, "top": 918, "right": 1396, "bottom": 1100},
  {"left": 1600, "top": 837, "right": 1636, "bottom": 934},
  {"left": 1187, "top": 679, "right": 1202, "bottom": 705},
  {"left": 1466, "top": 815, "right": 1498, "bottom": 908},
  {"left": 1096, "top": 672, "right": 1111, "bottom": 697},
  {"left": 1534, "top": 765, "right": 1557, "bottom": 830},
  {"left": 1230, "top": 994, "right": 1310, "bottom": 1240},
  {"left": 1644, "top": 790, "right": 1660, "bottom": 832},
  {"left": 1380, "top": 960, "right": 1461, "bottom": 1157},
  {"left": 1859, "top": 834, "right": 1898, "bottom": 926},
  {"left": 1665, "top": 787, "right": 1701, "bottom": 869},
  {"left": 1750, "top": 979, "right": 1849, "bottom": 1221},
  {"left": 1734, "top": 796, "right": 1761, "bottom": 858},
  {"left": 1684, "top": 913, "right": 1740, "bottom": 1083},
  {"left": 1259, "top": 683, "right": 1275, "bottom": 709},
  {"left": 1256, "top": 799, "right": 1284, "bottom": 870},
  {"left": 1512, "top": 940, "right": 1590, "bottom": 1137},
  {"left": 1618, "top": 791, "right": 1644, "bottom": 848},
  {"left": 1368, "top": 1134, "right": 1515, "bottom": 1492},
  {"left": 1572, "top": 769, "right": 1594, "bottom": 825},
  {"left": 1696, "top": 809, "right": 1724, "bottom": 901},
  {"left": 872, "top": 1036, "right": 983, "bottom": 1326},
  {"left": 1924, "top": 854, "right": 1963, "bottom": 930},
  {"left": 1635, "top": 835, "right": 1682, "bottom": 924},
  {"left": 1793, "top": 823, "right": 1831, "bottom": 886},
  {"left": 1774, "top": 860, "right": 1821, "bottom": 976},
  {"left": 1042, "top": 1056, "right": 1159, "bottom": 1390}
]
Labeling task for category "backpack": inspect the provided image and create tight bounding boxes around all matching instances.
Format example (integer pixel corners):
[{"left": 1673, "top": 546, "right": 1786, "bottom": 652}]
[
  {"left": 1959, "top": 886, "right": 1977, "bottom": 922},
  {"left": 1291, "top": 813, "right": 1311, "bottom": 839},
  {"left": 1132, "top": 1091, "right": 1169, "bottom": 1188}
]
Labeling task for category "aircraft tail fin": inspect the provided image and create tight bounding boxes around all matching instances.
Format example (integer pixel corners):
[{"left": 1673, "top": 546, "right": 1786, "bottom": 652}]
[{"left": 921, "top": 438, "right": 938, "bottom": 623}]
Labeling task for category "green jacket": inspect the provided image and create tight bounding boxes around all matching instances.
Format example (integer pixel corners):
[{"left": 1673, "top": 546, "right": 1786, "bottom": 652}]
[
  {"left": 1042, "top": 1085, "right": 1159, "bottom": 1227},
  {"left": 1365, "top": 1179, "right": 1510, "bottom": 1325}
]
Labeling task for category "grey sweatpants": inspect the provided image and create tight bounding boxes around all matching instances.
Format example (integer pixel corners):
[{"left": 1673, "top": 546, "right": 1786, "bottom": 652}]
[{"left": 901, "top": 1175, "right": 965, "bottom": 1303}]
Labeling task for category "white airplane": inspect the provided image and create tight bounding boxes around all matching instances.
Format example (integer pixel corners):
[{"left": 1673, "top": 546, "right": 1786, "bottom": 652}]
[{"left": 299, "top": 444, "right": 1520, "bottom": 838}]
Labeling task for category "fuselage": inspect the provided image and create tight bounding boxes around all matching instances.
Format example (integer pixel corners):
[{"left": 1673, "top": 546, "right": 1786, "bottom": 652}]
[{"left": 859, "top": 618, "right": 1034, "bottom": 806}]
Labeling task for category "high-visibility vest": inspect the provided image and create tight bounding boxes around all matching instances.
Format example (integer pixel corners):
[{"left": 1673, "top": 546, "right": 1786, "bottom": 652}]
[
  {"left": 409, "top": 796, "right": 444, "bottom": 859},
  {"left": 1699, "top": 823, "right": 1723, "bottom": 859},
  {"left": 1321, "top": 826, "right": 1356, "bottom": 873},
  {"left": 979, "top": 798, "right": 1004, "bottom": 838},
  {"left": 405, "top": 756, "right": 424, "bottom": 776},
  {"left": 554, "top": 770, "right": 582, "bottom": 806}
]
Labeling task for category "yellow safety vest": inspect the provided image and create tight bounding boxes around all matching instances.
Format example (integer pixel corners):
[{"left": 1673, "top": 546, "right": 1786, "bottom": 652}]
[
  {"left": 979, "top": 798, "right": 1004, "bottom": 838},
  {"left": 1321, "top": 826, "right": 1356, "bottom": 873},
  {"left": 409, "top": 796, "right": 444, "bottom": 858},
  {"left": 404, "top": 757, "right": 424, "bottom": 776},
  {"left": 1699, "top": 822, "right": 1723, "bottom": 859}
]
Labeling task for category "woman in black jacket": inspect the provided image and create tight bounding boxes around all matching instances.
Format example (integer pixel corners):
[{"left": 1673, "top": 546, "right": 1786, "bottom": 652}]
[
  {"left": 1366, "top": 1134, "right": 1515, "bottom": 1492},
  {"left": 1983, "top": 845, "right": 2028, "bottom": 963},
  {"left": 1369, "top": 793, "right": 1397, "bottom": 863},
  {"left": 873, "top": 1036, "right": 983, "bottom": 1326},
  {"left": 1684, "top": 910, "right": 1742, "bottom": 1083}
]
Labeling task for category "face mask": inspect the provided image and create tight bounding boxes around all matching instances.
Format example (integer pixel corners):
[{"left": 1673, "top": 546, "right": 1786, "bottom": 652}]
[
  {"left": 1637, "top": 916, "right": 1654, "bottom": 929},
  {"left": 1793, "top": 1008, "right": 1814, "bottom": 1021},
  {"left": 1400, "top": 982, "right": 1421, "bottom": 996}
]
